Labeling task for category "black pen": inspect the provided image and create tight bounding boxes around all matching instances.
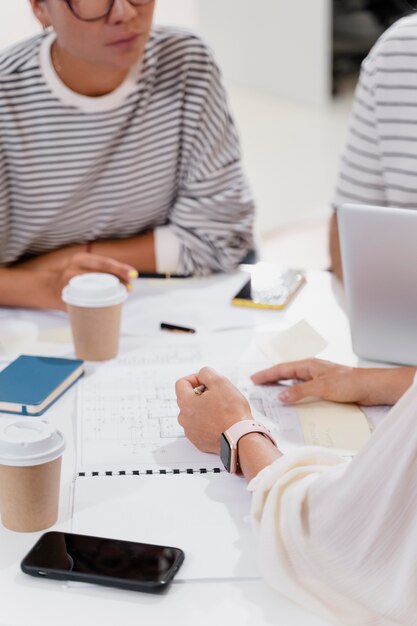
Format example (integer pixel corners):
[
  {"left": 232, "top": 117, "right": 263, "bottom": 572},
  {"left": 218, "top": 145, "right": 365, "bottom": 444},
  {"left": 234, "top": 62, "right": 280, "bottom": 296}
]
[
  {"left": 160, "top": 322, "right": 196, "bottom": 334},
  {"left": 138, "top": 272, "right": 191, "bottom": 279}
]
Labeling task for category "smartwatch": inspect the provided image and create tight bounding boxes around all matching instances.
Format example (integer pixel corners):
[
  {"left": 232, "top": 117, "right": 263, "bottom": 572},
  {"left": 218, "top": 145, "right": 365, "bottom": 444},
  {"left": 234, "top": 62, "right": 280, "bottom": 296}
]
[{"left": 220, "top": 420, "right": 277, "bottom": 474}]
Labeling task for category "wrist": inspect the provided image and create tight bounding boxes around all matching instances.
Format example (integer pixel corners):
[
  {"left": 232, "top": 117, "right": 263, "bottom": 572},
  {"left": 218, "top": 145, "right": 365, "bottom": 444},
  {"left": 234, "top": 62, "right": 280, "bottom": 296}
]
[
  {"left": 220, "top": 413, "right": 252, "bottom": 434},
  {"left": 237, "top": 431, "right": 270, "bottom": 448},
  {"left": 43, "top": 271, "right": 64, "bottom": 310},
  {"left": 20, "top": 270, "right": 60, "bottom": 309},
  {"left": 387, "top": 367, "right": 416, "bottom": 403},
  {"left": 238, "top": 432, "right": 283, "bottom": 483},
  {"left": 361, "top": 367, "right": 416, "bottom": 405},
  {"left": 220, "top": 420, "right": 277, "bottom": 474}
]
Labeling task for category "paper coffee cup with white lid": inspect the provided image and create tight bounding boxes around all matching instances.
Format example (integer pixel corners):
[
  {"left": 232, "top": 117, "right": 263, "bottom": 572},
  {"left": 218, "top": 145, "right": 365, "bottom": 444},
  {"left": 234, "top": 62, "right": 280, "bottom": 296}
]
[
  {"left": 62, "top": 273, "right": 128, "bottom": 361},
  {"left": 0, "top": 419, "right": 65, "bottom": 532},
  {"left": 62, "top": 273, "right": 128, "bottom": 309},
  {"left": 0, "top": 418, "right": 65, "bottom": 467}
]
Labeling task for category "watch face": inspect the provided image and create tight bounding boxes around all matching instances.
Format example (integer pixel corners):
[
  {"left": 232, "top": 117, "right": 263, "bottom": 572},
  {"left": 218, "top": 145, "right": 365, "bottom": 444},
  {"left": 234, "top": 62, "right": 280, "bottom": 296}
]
[{"left": 220, "top": 433, "right": 231, "bottom": 472}]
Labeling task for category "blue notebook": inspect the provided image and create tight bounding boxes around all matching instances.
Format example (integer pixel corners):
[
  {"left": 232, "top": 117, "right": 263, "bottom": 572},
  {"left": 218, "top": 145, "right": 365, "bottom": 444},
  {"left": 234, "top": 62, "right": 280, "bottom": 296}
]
[{"left": 0, "top": 355, "right": 84, "bottom": 416}]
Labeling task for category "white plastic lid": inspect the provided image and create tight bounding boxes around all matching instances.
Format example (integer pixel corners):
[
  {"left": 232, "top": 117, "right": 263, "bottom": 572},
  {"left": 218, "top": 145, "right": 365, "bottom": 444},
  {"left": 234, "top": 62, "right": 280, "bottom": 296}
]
[
  {"left": 0, "top": 419, "right": 66, "bottom": 467},
  {"left": 61, "top": 273, "right": 128, "bottom": 308}
]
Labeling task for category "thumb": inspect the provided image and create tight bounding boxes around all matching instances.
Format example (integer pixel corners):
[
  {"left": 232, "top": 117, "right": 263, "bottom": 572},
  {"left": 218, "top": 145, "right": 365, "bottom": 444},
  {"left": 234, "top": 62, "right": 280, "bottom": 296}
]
[{"left": 278, "top": 380, "right": 323, "bottom": 404}]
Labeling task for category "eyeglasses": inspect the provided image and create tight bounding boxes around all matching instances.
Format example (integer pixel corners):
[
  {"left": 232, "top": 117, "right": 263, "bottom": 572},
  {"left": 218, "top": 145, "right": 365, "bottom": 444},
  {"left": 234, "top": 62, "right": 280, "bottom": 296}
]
[{"left": 62, "top": 0, "right": 153, "bottom": 22}]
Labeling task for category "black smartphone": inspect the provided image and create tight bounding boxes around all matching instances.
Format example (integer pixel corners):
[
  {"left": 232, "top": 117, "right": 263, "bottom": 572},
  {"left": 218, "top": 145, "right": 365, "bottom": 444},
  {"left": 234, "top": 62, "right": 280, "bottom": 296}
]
[{"left": 21, "top": 531, "right": 185, "bottom": 593}]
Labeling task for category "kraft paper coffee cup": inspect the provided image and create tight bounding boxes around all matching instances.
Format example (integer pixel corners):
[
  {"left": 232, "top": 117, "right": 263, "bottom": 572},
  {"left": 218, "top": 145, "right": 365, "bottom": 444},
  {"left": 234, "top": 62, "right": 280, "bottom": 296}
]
[
  {"left": 0, "top": 320, "right": 38, "bottom": 357},
  {"left": 0, "top": 419, "right": 65, "bottom": 533},
  {"left": 62, "top": 273, "right": 128, "bottom": 361}
]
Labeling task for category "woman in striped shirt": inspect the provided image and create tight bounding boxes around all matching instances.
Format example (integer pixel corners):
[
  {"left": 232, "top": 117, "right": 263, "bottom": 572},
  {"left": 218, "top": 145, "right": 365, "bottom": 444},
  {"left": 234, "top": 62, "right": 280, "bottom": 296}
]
[
  {"left": 330, "top": 11, "right": 417, "bottom": 281},
  {"left": 0, "top": 0, "right": 255, "bottom": 309}
]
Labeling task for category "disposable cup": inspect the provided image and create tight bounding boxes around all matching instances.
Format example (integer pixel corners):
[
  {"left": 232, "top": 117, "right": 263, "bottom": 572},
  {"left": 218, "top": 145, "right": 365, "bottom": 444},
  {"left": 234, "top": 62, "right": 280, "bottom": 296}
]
[
  {"left": 62, "top": 273, "right": 128, "bottom": 361},
  {"left": 0, "top": 419, "right": 65, "bottom": 532},
  {"left": 0, "top": 320, "right": 38, "bottom": 356}
]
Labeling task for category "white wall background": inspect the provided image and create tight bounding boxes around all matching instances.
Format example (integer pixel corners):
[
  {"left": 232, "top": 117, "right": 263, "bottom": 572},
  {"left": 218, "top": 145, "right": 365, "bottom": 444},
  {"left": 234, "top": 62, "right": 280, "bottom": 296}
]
[
  {"left": 154, "top": 0, "right": 198, "bottom": 28},
  {"left": 199, "top": 0, "right": 332, "bottom": 107},
  {"left": 1, "top": 0, "right": 38, "bottom": 48}
]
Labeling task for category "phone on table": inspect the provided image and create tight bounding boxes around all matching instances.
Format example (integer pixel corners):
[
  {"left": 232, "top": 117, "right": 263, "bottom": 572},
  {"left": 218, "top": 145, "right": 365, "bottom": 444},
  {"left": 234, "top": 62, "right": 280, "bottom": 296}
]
[
  {"left": 21, "top": 531, "right": 185, "bottom": 593},
  {"left": 232, "top": 265, "right": 305, "bottom": 310}
]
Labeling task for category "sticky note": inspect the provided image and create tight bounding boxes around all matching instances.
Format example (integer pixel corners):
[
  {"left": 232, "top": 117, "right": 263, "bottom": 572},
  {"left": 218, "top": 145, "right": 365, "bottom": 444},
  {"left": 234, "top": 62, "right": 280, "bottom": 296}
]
[
  {"left": 297, "top": 400, "right": 371, "bottom": 454},
  {"left": 258, "top": 319, "right": 327, "bottom": 363}
]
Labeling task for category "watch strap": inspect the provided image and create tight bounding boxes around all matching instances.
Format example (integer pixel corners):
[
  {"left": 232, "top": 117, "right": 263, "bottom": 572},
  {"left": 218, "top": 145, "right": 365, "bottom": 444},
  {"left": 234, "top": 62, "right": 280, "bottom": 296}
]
[{"left": 222, "top": 420, "right": 277, "bottom": 473}]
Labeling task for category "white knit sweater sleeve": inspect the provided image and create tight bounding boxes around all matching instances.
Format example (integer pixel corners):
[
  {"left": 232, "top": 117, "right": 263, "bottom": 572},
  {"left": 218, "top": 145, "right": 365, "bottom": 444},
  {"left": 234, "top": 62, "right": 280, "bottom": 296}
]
[{"left": 249, "top": 383, "right": 417, "bottom": 626}]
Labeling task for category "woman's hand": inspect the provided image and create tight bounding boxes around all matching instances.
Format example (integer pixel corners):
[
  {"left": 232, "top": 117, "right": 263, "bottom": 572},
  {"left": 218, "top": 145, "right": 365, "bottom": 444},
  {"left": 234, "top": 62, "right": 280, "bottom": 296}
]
[
  {"left": 46, "top": 252, "right": 136, "bottom": 310},
  {"left": 251, "top": 359, "right": 416, "bottom": 406},
  {"left": 176, "top": 367, "right": 252, "bottom": 454}
]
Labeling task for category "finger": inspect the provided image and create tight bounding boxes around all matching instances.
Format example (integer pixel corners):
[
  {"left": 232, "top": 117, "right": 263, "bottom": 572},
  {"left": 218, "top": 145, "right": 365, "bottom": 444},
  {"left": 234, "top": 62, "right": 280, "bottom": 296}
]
[
  {"left": 175, "top": 376, "right": 200, "bottom": 399},
  {"left": 278, "top": 379, "right": 325, "bottom": 403},
  {"left": 71, "top": 253, "right": 136, "bottom": 283},
  {"left": 251, "top": 360, "right": 317, "bottom": 385},
  {"left": 183, "top": 374, "right": 201, "bottom": 388},
  {"left": 177, "top": 411, "right": 185, "bottom": 428},
  {"left": 177, "top": 412, "right": 194, "bottom": 431},
  {"left": 196, "top": 366, "right": 223, "bottom": 387}
]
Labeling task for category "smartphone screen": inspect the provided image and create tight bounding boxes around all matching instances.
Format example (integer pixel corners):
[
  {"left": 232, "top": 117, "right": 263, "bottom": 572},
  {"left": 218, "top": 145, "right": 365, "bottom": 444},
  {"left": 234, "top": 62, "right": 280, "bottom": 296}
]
[
  {"left": 232, "top": 267, "right": 305, "bottom": 310},
  {"left": 21, "top": 532, "right": 185, "bottom": 592}
]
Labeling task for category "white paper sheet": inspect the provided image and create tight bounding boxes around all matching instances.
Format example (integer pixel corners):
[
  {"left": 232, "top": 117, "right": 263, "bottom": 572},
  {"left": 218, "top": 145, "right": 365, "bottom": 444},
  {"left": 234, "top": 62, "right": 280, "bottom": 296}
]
[
  {"left": 76, "top": 341, "right": 371, "bottom": 475},
  {"left": 76, "top": 335, "right": 309, "bottom": 474},
  {"left": 122, "top": 273, "right": 286, "bottom": 335},
  {"left": 71, "top": 473, "right": 260, "bottom": 582}
]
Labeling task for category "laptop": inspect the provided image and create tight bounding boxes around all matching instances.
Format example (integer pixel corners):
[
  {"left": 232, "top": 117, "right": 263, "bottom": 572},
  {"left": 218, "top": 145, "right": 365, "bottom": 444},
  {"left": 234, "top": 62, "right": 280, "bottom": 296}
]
[{"left": 338, "top": 203, "right": 417, "bottom": 366}]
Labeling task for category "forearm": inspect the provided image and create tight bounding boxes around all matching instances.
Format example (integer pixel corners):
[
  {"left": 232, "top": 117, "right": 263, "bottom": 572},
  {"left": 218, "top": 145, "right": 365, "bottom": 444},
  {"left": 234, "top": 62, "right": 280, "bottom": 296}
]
[
  {"left": 15, "top": 244, "right": 85, "bottom": 272},
  {"left": 361, "top": 367, "right": 417, "bottom": 405},
  {"left": 238, "top": 367, "right": 415, "bottom": 481},
  {"left": 91, "top": 231, "right": 156, "bottom": 272},
  {"left": 0, "top": 267, "right": 56, "bottom": 309},
  {"left": 329, "top": 213, "right": 343, "bottom": 282},
  {"left": 238, "top": 433, "right": 283, "bottom": 483},
  {"left": 16, "top": 232, "right": 157, "bottom": 274}
]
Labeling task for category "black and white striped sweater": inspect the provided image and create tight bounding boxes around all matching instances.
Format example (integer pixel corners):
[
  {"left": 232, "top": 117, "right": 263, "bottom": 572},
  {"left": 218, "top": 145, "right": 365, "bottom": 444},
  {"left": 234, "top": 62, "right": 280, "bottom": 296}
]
[{"left": 0, "top": 27, "right": 255, "bottom": 274}]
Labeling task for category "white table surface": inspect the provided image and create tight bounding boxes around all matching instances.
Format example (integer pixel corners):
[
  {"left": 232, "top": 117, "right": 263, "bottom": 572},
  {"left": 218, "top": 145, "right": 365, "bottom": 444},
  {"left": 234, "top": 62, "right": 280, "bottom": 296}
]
[{"left": 0, "top": 270, "right": 357, "bottom": 626}]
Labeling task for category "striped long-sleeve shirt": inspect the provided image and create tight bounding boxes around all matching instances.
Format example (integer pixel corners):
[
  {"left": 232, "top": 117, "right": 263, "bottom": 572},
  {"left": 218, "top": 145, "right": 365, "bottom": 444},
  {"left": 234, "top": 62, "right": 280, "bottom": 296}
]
[
  {"left": 333, "top": 13, "right": 417, "bottom": 213},
  {"left": 0, "top": 27, "right": 255, "bottom": 274}
]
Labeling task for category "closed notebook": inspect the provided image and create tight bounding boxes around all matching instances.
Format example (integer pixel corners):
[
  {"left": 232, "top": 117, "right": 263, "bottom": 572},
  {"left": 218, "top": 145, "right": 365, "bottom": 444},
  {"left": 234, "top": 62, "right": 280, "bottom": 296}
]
[{"left": 0, "top": 355, "right": 84, "bottom": 416}]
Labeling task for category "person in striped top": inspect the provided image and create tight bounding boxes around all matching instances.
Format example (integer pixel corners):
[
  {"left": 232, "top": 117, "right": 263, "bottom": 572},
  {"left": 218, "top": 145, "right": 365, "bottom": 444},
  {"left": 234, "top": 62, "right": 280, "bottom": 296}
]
[
  {"left": 330, "top": 11, "right": 417, "bottom": 280},
  {"left": 0, "top": 0, "right": 255, "bottom": 309}
]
